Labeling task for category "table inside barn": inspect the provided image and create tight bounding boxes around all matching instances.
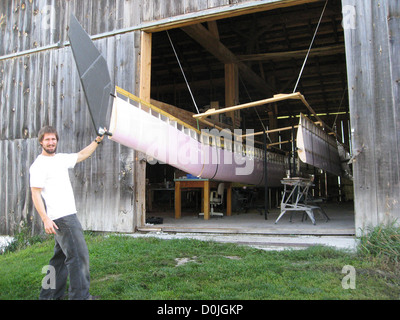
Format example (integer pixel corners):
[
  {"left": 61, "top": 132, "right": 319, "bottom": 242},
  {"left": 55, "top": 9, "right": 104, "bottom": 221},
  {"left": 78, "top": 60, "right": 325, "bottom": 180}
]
[{"left": 174, "top": 178, "right": 232, "bottom": 220}]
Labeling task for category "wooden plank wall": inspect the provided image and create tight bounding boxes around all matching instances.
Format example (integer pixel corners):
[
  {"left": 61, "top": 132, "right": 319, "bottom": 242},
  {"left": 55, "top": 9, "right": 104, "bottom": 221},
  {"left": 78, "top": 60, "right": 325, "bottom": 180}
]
[
  {"left": 343, "top": 0, "right": 400, "bottom": 235},
  {"left": 0, "top": 0, "right": 141, "bottom": 235},
  {"left": 140, "top": 0, "right": 318, "bottom": 26},
  {"left": 142, "top": 0, "right": 231, "bottom": 21}
]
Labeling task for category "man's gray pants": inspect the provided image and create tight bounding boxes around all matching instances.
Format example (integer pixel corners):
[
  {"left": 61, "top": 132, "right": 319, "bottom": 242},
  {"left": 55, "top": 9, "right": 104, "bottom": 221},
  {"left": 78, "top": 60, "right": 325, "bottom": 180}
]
[{"left": 39, "top": 213, "right": 90, "bottom": 300}]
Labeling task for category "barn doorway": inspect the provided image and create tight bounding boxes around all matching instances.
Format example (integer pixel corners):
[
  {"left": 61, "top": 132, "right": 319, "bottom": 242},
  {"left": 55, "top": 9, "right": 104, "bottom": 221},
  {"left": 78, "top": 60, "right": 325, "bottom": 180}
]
[{"left": 142, "top": 0, "right": 354, "bottom": 235}]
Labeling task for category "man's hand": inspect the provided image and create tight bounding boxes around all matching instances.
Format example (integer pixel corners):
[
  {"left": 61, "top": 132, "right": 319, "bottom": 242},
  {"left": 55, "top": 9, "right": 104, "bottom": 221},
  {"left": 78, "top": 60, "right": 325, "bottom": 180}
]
[
  {"left": 94, "top": 134, "right": 105, "bottom": 144},
  {"left": 43, "top": 216, "right": 59, "bottom": 235}
]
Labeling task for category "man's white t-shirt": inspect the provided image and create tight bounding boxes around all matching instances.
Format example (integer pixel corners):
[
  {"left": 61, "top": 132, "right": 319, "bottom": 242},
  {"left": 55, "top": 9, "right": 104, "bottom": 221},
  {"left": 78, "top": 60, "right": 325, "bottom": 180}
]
[{"left": 30, "top": 153, "right": 78, "bottom": 220}]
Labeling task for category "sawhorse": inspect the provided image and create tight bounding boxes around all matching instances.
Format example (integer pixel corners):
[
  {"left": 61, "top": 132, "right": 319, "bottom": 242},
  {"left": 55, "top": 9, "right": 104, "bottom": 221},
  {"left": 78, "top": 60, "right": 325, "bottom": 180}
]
[{"left": 275, "top": 177, "right": 329, "bottom": 225}]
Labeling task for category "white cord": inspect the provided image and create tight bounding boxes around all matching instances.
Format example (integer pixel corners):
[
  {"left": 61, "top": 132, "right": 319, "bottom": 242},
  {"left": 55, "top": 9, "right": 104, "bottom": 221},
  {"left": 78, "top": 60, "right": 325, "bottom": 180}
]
[
  {"left": 166, "top": 30, "right": 200, "bottom": 114},
  {"left": 293, "top": 0, "right": 329, "bottom": 93}
]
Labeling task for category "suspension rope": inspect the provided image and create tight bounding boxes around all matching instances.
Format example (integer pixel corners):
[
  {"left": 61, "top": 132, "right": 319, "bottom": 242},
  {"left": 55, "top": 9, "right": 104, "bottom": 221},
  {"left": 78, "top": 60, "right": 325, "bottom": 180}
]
[
  {"left": 332, "top": 86, "right": 347, "bottom": 131},
  {"left": 293, "top": 0, "right": 329, "bottom": 93},
  {"left": 166, "top": 30, "right": 200, "bottom": 115}
]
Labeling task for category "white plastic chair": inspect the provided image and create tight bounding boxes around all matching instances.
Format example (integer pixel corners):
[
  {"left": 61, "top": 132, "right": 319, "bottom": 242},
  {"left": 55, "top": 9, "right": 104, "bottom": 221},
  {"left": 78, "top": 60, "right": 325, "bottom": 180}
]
[
  {"left": 199, "top": 183, "right": 225, "bottom": 217},
  {"left": 209, "top": 183, "right": 225, "bottom": 217}
]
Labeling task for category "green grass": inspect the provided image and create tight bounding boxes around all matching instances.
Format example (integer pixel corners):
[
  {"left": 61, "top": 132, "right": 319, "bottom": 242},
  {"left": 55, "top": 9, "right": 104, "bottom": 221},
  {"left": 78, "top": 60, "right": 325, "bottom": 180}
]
[
  {"left": 1, "top": 233, "right": 400, "bottom": 300},
  {"left": 358, "top": 222, "right": 400, "bottom": 266}
]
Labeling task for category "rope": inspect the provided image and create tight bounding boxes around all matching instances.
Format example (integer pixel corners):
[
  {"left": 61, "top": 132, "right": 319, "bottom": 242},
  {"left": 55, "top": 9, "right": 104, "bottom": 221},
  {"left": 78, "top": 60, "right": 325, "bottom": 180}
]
[
  {"left": 332, "top": 87, "right": 347, "bottom": 131},
  {"left": 166, "top": 30, "right": 200, "bottom": 114},
  {"left": 293, "top": 0, "right": 329, "bottom": 93}
]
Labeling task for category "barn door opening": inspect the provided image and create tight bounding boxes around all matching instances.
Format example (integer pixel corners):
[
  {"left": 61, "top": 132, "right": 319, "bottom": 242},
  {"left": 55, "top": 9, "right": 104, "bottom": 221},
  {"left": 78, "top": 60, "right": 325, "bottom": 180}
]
[{"left": 141, "top": 0, "right": 354, "bottom": 235}]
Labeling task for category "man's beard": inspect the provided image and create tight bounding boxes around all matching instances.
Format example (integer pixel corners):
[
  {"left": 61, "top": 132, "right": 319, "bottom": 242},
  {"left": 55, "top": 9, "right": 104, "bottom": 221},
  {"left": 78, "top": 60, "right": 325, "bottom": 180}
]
[{"left": 43, "top": 146, "right": 57, "bottom": 154}]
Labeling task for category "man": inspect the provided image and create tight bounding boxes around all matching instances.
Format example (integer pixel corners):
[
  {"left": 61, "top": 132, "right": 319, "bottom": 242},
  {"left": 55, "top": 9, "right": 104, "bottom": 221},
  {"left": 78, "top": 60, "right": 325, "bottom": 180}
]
[{"left": 30, "top": 125, "right": 104, "bottom": 300}]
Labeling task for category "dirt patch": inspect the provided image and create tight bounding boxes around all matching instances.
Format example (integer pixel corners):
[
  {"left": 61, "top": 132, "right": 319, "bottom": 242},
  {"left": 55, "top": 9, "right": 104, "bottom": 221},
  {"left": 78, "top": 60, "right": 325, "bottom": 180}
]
[
  {"left": 94, "top": 274, "right": 121, "bottom": 282},
  {"left": 175, "top": 256, "right": 198, "bottom": 266},
  {"left": 223, "top": 256, "right": 241, "bottom": 260}
]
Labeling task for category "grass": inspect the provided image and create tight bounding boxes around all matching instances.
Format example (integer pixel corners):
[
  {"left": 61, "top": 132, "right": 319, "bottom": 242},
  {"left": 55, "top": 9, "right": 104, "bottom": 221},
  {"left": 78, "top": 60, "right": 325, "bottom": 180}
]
[
  {"left": 1, "top": 230, "right": 400, "bottom": 300},
  {"left": 358, "top": 222, "right": 400, "bottom": 266}
]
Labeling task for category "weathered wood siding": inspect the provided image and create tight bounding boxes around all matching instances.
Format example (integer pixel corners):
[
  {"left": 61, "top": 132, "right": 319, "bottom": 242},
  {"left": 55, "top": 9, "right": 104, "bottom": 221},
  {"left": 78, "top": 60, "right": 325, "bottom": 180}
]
[
  {"left": 140, "top": 0, "right": 318, "bottom": 29},
  {"left": 0, "top": 0, "right": 141, "bottom": 235},
  {"left": 343, "top": 0, "right": 400, "bottom": 235}
]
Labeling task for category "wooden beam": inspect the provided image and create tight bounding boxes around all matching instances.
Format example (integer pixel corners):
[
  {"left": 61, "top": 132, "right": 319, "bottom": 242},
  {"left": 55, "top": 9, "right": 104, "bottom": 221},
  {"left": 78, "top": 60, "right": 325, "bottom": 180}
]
[
  {"left": 267, "top": 140, "right": 293, "bottom": 147},
  {"left": 181, "top": 23, "right": 275, "bottom": 94},
  {"left": 174, "top": 181, "right": 182, "bottom": 219},
  {"left": 193, "top": 91, "right": 336, "bottom": 136},
  {"left": 207, "top": 20, "right": 220, "bottom": 39},
  {"left": 237, "top": 44, "right": 345, "bottom": 62},
  {"left": 243, "top": 125, "right": 300, "bottom": 137},
  {"left": 139, "top": 31, "right": 152, "bottom": 101},
  {"left": 150, "top": 98, "right": 234, "bottom": 131},
  {"left": 241, "top": 121, "right": 322, "bottom": 138},
  {"left": 193, "top": 92, "right": 302, "bottom": 119},
  {"left": 136, "top": 31, "right": 152, "bottom": 228},
  {"left": 210, "top": 101, "right": 220, "bottom": 123},
  {"left": 225, "top": 63, "right": 239, "bottom": 127}
]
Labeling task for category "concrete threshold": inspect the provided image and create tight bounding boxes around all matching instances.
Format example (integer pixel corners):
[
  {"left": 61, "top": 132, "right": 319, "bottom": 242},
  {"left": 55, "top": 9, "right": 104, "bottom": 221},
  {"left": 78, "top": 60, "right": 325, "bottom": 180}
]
[
  {"left": 130, "top": 230, "right": 357, "bottom": 252},
  {"left": 138, "top": 225, "right": 355, "bottom": 236}
]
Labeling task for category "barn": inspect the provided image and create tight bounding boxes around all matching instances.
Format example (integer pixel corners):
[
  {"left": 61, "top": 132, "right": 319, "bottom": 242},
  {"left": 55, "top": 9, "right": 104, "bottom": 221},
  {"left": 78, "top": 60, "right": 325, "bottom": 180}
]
[{"left": 0, "top": 0, "right": 399, "bottom": 238}]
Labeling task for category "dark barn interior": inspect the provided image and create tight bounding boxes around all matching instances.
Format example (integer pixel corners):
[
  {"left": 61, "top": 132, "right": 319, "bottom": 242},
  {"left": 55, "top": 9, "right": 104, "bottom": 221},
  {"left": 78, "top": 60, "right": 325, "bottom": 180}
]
[{"left": 145, "top": 0, "right": 353, "bottom": 224}]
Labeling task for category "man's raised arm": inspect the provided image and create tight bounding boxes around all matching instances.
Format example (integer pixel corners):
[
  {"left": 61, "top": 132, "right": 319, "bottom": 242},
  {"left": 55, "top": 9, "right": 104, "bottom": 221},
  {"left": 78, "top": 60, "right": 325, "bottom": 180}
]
[{"left": 77, "top": 135, "right": 104, "bottom": 163}]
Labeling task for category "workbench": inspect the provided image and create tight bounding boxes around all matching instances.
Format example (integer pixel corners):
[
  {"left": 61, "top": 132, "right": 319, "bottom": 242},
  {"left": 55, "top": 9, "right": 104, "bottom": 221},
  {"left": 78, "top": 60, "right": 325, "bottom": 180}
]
[{"left": 174, "top": 179, "right": 231, "bottom": 220}]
